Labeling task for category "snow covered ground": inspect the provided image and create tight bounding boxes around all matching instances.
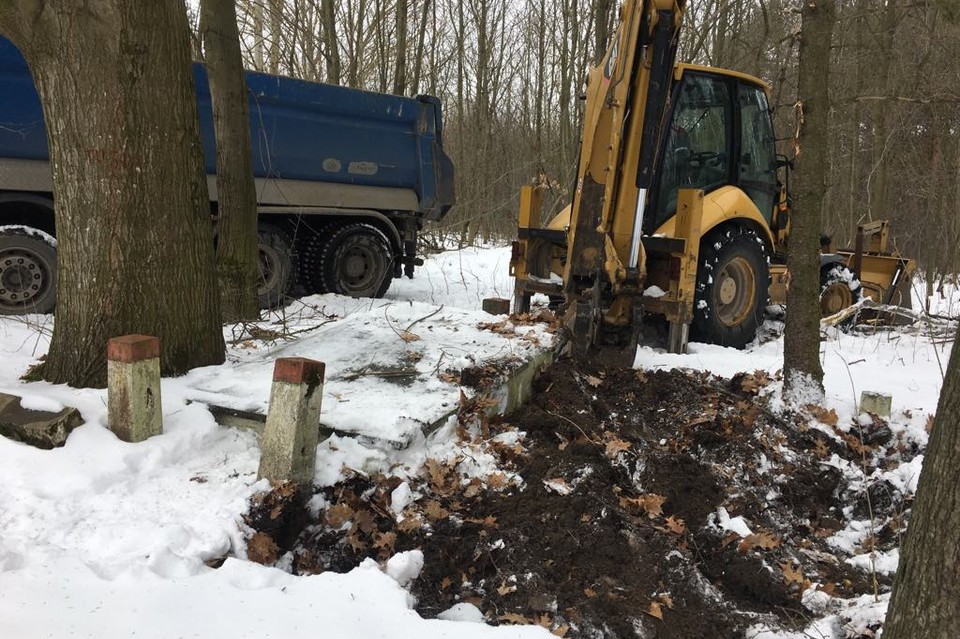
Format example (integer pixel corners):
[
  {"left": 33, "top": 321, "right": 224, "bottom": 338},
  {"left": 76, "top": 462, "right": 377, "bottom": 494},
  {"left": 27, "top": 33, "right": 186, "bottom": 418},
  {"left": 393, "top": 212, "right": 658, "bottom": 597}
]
[{"left": 0, "top": 245, "right": 953, "bottom": 638}]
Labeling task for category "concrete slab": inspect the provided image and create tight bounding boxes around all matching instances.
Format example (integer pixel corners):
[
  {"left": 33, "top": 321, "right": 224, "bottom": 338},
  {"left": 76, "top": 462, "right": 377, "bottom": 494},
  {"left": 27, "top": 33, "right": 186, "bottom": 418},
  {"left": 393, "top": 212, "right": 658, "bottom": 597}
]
[{"left": 0, "top": 392, "right": 84, "bottom": 449}]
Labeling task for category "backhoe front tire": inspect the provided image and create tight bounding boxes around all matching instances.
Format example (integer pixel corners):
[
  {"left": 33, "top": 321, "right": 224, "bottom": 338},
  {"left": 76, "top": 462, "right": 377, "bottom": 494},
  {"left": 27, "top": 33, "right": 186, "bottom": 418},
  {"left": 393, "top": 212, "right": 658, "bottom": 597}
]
[
  {"left": 819, "top": 264, "right": 863, "bottom": 317},
  {"left": 691, "top": 227, "right": 769, "bottom": 349}
]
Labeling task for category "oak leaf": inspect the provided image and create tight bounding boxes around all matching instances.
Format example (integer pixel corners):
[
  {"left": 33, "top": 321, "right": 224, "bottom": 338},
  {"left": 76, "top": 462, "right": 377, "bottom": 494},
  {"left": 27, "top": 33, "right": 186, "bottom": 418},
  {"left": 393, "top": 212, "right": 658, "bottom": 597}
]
[
  {"left": 738, "top": 532, "right": 781, "bottom": 553},
  {"left": 645, "top": 601, "right": 664, "bottom": 620}
]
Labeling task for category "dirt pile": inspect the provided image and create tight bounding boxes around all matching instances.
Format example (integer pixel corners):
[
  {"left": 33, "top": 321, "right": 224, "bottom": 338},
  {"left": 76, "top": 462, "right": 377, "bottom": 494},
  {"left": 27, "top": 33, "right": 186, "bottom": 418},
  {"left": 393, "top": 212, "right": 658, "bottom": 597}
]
[{"left": 245, "top": 357, "right": 913, "bottom": 639}]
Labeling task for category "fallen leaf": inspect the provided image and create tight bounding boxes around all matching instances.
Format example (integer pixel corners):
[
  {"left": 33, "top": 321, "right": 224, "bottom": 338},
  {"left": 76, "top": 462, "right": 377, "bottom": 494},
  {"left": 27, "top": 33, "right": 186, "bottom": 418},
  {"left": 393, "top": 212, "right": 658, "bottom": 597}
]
[
  {"left": 498, "top": 613, "right": 529, "bottom": 625},
  {"left": 636, "top": 370, "right": 648, "bottom": 383},
  {"left": 488, "top": 472, "right": 509, "bottom": 489},
  {"left": 645, "top": 601, "right": 664, "bottom": 620},
  {"left": 926, "top": 413, "right": 936, "bottom": 433},
  {"left": 806, "top": 404, "right": 839, "bottom": 426},
  {"left": 552, "top": 624, "right": 570, "bottom": 637},
  {"left": 659, "top": 593, "right": 674, "bottom": 609},
  {"left": 246, "top": 532, "right": 279, "bottom": 565},
  {"left": 423, "top": 500, "right": 449, "bottom": 521},
  {"left": 584, "top": 374, "right": 603, "bottom": 387},
  {"left": 813, "top": 437, "right": 830, "bottom": 459},
  {"left": 604, "top": 435, "right": 632, "bottom": 459},
  {"left": 738, "top": 532, "right": 781, "bottom": 553},
  {"left": 440, "top": 576, "right": 452, "bottom": 590},
  {"left": 497, "top": 582, "right": 518, "bottom": 596},
  {"left": 620, "top": 493, "right": 666, "bottom": 519},
  {"left": 584, "top": 587, "right": 597, "bottom": 598},
  {"left": 781, "top": 562, "right": 805, "bottom": 586},
  {"left": 373, "top": 531, "right": 397, "bottom": 555},
  {"left": 536, "top": 613, "right": 552, "bottom": 628},
  {"left": 662, "top": 516, "right": 686, "bottom": 535},
  {"left": 818, "top": 582, "right": 838, "bottom": 596},
  {"left": 398, "top": 330, "right": 420, "bottom": 343},
  {"left": 352, "top": 509, "right": 377, "bottom": 534},
  {"left": 325, "top": 503, "right": 354, "bottom": 528}
]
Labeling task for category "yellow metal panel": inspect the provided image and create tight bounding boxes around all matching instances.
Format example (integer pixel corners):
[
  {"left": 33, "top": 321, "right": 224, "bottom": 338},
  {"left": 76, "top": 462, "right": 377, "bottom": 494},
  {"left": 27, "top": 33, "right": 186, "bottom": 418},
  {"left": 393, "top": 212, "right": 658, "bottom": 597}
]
[
  {"left": 653, "top": 186, "right": 776, "bottom": 251},
  {"left": 675, "top": 63, "right": 771, "bottom": 93}
]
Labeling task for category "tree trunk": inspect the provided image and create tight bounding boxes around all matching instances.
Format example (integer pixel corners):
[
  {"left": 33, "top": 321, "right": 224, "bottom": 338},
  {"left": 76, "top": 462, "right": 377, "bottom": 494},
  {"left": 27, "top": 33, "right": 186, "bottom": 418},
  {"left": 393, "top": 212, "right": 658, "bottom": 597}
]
[
  {"left": 0, "top": 0, "right": 225, "bottom": 387},
  {"left": 320, "top": 0, "right": 341, "bottom": 84},
  {"left": 393, "top": 0, "right": 409, "bottom": 95},
  {"left": 883, "top": 323, "right": 960, "bottom": 638},
  {"left": 202, "top": 0, "right": 260, "bottom": 322},
  {"left": 783, "top": 0, "right": 836, "bottom": 402}
]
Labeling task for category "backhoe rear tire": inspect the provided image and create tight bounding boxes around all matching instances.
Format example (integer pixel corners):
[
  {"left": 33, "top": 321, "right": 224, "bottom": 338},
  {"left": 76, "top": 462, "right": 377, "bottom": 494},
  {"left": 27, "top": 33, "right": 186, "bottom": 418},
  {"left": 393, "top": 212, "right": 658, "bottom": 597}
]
[{"left": 691, "top": 227, "right": 769, "bottom": 349}]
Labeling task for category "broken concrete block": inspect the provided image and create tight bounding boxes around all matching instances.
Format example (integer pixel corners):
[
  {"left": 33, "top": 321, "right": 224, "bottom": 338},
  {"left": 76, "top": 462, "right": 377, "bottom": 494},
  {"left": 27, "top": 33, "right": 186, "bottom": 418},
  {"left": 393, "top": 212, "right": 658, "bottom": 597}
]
[
  {"left": 482, "top": 297, "right": 511, "bottom": 316},
  {"left": 860, "top": 391, "right": 892, "bottom": 418},
  {"left": 107, "top": 335, "right": 162, "bottom": 443},
  {"left": 258, "top": 357, "right": 325, "bottom": 485},
  {"left": 0, "top": 392, "right": 83, "bottom": 449}
]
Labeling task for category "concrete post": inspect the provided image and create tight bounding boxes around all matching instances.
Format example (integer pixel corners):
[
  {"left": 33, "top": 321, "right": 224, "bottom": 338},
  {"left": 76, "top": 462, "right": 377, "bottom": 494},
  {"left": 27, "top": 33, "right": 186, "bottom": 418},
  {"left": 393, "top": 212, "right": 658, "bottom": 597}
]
[
  {"left": 257, "top": 357, "right": 325, "bottom": 485},
  {"left": 860, "top": 391, "right": 892, "bottom": 418},
  {"left": 107, "top": 335, "right": 162, "bottom": 442}
]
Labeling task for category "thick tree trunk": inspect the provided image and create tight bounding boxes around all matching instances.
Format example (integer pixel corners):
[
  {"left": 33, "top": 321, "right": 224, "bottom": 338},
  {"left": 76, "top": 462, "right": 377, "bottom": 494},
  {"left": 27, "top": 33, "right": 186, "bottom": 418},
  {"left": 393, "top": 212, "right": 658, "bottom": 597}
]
[
  {"left": 393, "top": 0, "right": 409, "bottom": 95},
  {"left": 1, "top": 0, "right": 225, "bottom": 387},
  {"left": 201, "top": 0, "right": 260, "bottom": 322},
  {"left": 783, "top": 0, "right": 836, "bottom": 402},
  {"left": 883, "top": 324, "right": 960, "bottom": 638}
]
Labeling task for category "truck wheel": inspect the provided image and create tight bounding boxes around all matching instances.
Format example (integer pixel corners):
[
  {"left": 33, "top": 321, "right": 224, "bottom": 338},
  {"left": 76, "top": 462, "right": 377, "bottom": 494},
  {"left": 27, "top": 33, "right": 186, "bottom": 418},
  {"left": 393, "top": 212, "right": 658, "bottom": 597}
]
[
  {"left": 691, "top": 227, "right": 769, "bottom": 348},
  {"left": 0, "top": 227, "right": 57, "bottom": 315},
  {"left": 320, "top": 223, "right": 394, "bottom": 298},
  {"left": 257, "top": 224, "right": 296, "bottom": 308},
  {"left": 820, "top": 264, "right": 863, "bottom": 317},
  {"left": 294, "top": 221, "right": 337, "bottom": 295}
]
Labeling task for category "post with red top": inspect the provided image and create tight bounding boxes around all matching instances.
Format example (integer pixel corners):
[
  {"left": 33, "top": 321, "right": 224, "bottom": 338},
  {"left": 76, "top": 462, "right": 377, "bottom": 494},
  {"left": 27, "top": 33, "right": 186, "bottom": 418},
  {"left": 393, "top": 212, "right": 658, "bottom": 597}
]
[
  {"left": 257, "top": 357, "right": 326, "bottom": 485},
  {"left": 107, "top": 335, "right": 162, "bottom": 442}
]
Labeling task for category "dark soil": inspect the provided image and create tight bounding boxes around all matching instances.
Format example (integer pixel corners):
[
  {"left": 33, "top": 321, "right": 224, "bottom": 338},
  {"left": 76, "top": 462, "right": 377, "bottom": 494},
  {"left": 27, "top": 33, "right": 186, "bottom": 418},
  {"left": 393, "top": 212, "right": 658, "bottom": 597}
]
[{"left": 246, "top": 357, "right": 907, "bottom": 639}]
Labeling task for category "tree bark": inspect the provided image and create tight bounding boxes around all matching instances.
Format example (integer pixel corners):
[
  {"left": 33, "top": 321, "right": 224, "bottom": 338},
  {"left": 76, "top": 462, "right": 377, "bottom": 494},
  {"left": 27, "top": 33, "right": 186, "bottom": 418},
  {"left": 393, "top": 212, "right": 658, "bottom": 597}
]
[
  {"left": 202, "top": 0, "right": 260, "bottom": 322},
  {"left": 320, "top": 0, "right": 341, "bottom": 84},
  {"left": 1, "top": 0, "right": 225, "bottom": 387},
  {"left": 393, "top": 0, "right": 409, "bottom": 95},
  {"left": 883, "top": 323, "right": 960, "bottom": 638},
  {"left": 783, "top": 0, "right": 836, "bottom": 402}
]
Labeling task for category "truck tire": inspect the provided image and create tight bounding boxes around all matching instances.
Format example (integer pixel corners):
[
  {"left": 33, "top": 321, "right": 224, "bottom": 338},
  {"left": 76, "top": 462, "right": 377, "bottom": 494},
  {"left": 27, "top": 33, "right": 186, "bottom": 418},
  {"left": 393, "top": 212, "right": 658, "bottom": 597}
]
[
  {"left": 294, "top": 221, "right": 338, "bottom": 295},
  {"left": 257, "top": 224, "right": 297, "bottom": 309},
  {"left": 319, "top": 223, "right": 394, "bottom": 298},
  {"left": 820, "top": 264, "right": 863, "bottom": 317},
  {"left": 691, "top": 227, "right": 769, "bottom": 348},
  {"left": 0, "top": 227, "right": 57, "bottom": 315}
]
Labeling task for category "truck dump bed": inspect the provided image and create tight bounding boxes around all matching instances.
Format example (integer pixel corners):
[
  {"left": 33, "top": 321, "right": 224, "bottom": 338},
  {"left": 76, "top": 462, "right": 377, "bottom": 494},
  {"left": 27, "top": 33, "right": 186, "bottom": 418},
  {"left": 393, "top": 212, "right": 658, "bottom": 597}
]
[{"left": 0, "top": 36, "right": 454, "bottom": 221}]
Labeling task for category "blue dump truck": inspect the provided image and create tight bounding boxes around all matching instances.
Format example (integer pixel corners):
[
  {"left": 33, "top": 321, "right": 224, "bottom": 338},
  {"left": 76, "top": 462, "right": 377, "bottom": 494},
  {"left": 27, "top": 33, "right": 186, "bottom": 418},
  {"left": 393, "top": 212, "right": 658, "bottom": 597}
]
[{"left": 0, "top": 36, "right": 455, "bottom": 314}]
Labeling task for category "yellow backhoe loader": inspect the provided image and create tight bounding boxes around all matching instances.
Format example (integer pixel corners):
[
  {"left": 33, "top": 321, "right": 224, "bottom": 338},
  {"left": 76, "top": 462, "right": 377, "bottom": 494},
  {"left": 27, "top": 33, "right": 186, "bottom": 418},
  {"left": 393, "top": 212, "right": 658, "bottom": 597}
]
[{"left": 510, "top": 0, "right": 913, "bottom": 354}]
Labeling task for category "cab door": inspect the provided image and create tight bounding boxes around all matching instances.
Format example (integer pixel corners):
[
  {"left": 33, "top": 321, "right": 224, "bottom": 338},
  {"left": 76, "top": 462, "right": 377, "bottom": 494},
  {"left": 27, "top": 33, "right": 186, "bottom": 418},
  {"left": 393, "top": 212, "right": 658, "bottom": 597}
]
[{"left": 736, "top": 82, "right": 778, "bottom": 225}]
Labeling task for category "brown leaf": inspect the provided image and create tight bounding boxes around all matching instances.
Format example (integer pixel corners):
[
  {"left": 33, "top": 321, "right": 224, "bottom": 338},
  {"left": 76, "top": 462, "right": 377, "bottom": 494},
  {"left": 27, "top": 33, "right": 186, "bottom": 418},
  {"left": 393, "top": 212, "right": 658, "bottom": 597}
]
[
  {"left": 583, "top": 374, "right": 603, "bottom": 388},
  {"left": 397, "top": 513, "right": 424, "bottom": 533},
  {"left": 487, "top": 472, "right": 509, "bottom": 489},
  {"left": 552, "top": 624, "right": 570, "bottom": 637},
  {"left": 536, "top": 613, "right": 552, "bottom": 628},
  {"left": 246, "top": 532, "right": 279, "bottom": 565},
  {"left": 423, "top": 500, "right": 449, "bottom": 522},
  {"left": 584, "top": 587, "right": 597, "bottom": 598},
  {"left": 813, "top": 438, "right": 830, "bottom": 459},
  {"left": 463, "top": 479, "right": 483, "bottom": 499},
  {"left": 738, "top": 532, "right": 781, "bottom": 553},
  {"left": 806, "top": 405, "right": 839, "bottom": 426},
  {"left": 498, "top": 612, "right": 529, "bottom": 625},
  {"left": 659, "top": 593, "right": 674, "bottom": 609},
  {"left": 497, "top": 582, "right": 517, "bottom": 596},
  {"left": 373, "top": 531, "right": 397, "bottom": 555},
  {"left": 926, "top": 413, "right": 936, "bottom": 433},
  {"left": 662, "top": 516, "right": 686, "bottom": 535},
  {"left": 645, "top": 601, "right": 664, "bottom": 620},
  {"left": 620, "top": 493, "right": 666, "bottom": 519},
  {"left": 347, "top": 529, "right": 367, "bottom": 553},
  {"left": 740, "top": 370, "right": 772, "bottom": 394},
  {"left": 464, "top": 515, "right": 499, "bottom": 529},
  {"left": 721, "top": 532, "right": 740, "bottom": 548},
  {"left": 636, "top": 370, "right": 649, "bottom": 383},
  {"left": 818, "top": 582, "right": 838, "bottom": 597},
  {"left": 398, "top": 330, "right": 421, "bottom": 343},
  {"left": 604, "top": 435, "right": 632, "bottom": 459},
  {"left": 781, "top": 562, "right": 805, "bottom": 586},
  {"left": 440, "top": 576, "right": 452, "bottom": 590},
  {"left": 325, "top": 503, "right": 354, "bottom": 528},
  {"left": 352, "top": 509, "right": 377, "bottom": 534}
]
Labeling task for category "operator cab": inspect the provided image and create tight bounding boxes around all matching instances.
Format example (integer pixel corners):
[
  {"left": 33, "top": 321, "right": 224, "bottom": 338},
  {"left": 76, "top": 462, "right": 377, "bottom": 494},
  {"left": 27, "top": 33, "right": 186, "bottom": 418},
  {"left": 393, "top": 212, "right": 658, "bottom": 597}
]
[{"left": 650, "top": 66, "right": 778, "bottom": 234}]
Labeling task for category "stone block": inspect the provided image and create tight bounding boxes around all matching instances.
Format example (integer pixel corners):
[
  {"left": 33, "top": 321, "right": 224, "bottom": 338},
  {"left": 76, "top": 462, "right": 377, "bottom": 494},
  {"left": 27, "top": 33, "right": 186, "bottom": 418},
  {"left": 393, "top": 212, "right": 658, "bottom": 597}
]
[
  {"left": 482, "top": 297, "right": 511, "bottom": 316},
  {"left": 860, "top": 391, "right": 892, "bottom": 418},
  {"left": 0, "top": 392, "right": 83, "bottom": 449},
  {"left": 107, "top": 335, "right": 162, "bottom": 442},
  {"left": 258, "top": 358, "right": 326, "bottom": 485}
]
